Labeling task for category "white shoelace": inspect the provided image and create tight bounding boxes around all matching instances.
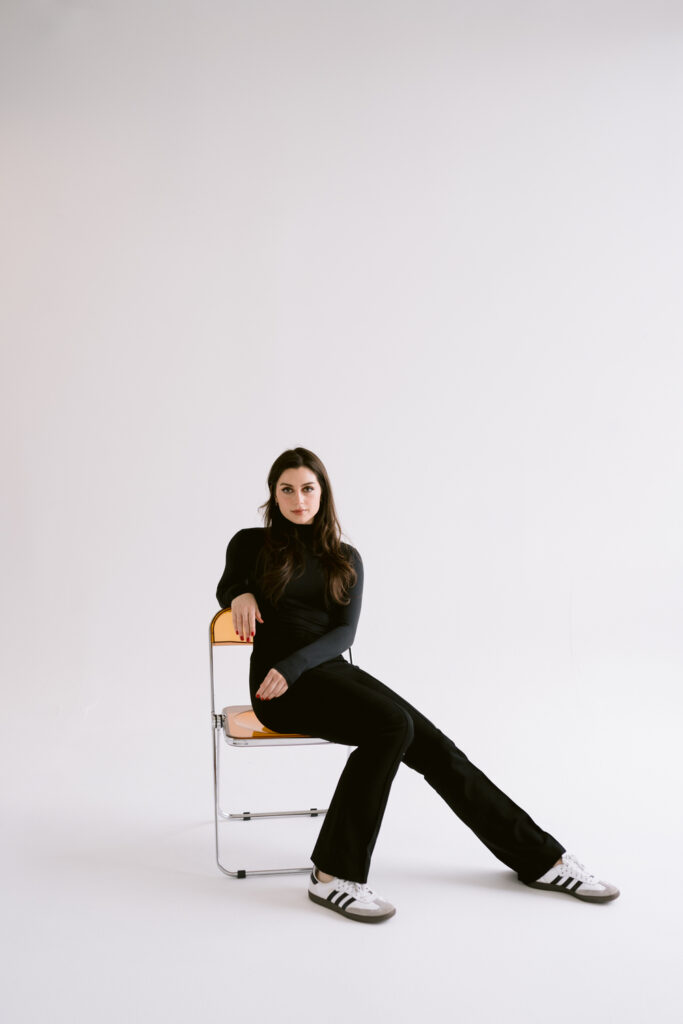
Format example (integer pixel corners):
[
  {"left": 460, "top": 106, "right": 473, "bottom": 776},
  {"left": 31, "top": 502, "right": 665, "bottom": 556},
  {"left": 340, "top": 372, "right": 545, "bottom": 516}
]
[
  {"left": 561, "top": 852, "right": 599, "bottom": 884},
  {"left": 336, "top": 879, "right": 382, "bottom": 903}
]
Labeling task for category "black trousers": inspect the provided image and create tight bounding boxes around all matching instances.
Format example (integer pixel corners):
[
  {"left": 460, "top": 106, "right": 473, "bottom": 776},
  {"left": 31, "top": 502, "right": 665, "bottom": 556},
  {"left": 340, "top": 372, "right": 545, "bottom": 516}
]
[{"left": 249, "top": 655, "right": 565, "bottom": 885}]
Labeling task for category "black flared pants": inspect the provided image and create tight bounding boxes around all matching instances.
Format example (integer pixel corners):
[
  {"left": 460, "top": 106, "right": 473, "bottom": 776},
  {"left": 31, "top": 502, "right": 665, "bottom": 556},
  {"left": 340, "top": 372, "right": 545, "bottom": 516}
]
[{"left": 249, "top": 655, "right": 565, "bottom": 885}]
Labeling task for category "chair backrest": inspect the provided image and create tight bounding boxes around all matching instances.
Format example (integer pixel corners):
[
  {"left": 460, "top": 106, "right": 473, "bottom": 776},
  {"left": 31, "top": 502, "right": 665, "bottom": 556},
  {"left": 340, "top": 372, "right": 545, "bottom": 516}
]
[{"left": 210, "top": 607, "right": 247, "bottom": 646}]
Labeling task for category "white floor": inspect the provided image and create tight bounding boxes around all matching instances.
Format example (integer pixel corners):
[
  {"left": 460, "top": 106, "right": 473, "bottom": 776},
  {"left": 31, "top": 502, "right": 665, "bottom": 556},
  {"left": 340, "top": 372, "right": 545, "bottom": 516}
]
[{"left": 3, "top": 716, "right": 681, "bottom": 1024}]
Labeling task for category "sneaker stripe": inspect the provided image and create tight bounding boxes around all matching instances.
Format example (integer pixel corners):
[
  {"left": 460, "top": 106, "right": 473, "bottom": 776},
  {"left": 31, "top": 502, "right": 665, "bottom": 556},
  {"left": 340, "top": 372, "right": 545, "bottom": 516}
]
[
  {"left": 550, "top": 874, "right": 564, "bottom": 885},
  {"left": 569, "top": 878, "right": 583, "bottom": 892},
  {"left": 559, "top": 876, "right": 574, "bottom": 888},
  {"left": 326, "top": 890, "right": 341, "bottom": 903},
  {"left": 339, "top": 894, "right": 356, "bottom": 910}
]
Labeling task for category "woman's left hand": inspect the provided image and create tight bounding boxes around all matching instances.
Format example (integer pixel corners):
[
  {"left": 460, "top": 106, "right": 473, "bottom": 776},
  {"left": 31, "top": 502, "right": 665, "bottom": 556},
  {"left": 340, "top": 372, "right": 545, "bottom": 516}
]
[{"left": 255, "top": 668, "right": 289, "bottom": 701}]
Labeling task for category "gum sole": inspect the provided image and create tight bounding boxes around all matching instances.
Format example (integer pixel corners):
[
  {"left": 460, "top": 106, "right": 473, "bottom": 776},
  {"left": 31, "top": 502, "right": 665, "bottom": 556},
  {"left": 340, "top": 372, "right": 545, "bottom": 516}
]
[
  {"left": 521, "top": 880, "right": 620, "bottom": 903},
  {"left": 308, "top": 891, "right": 396, "bottom": 922}
]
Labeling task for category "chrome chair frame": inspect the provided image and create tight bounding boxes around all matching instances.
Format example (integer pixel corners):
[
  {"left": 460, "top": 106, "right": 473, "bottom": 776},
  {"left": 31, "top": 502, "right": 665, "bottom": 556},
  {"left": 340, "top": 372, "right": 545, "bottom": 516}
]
[{"left": 209, "top": 607, "right": 353, "bottom": 879}]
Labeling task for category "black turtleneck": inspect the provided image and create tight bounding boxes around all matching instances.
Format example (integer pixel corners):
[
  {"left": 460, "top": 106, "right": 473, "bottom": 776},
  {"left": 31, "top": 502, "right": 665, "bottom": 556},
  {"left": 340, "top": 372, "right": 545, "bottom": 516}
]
[{"left": 216, "top": 522, "right": 364, "bottom": 686}]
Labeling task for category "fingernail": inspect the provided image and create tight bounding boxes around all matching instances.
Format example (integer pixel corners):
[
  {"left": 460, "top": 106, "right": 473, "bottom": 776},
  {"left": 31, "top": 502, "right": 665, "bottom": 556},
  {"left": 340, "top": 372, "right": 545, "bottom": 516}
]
[{"left": 251, "top": 631, "right": 255, "bottom": 637}]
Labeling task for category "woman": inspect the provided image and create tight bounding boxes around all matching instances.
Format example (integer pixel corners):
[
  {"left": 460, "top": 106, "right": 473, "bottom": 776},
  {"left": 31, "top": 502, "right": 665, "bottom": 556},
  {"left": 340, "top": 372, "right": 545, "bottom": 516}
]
[{"left": 216, "top": 447, "right": 620, "bottom": 923}]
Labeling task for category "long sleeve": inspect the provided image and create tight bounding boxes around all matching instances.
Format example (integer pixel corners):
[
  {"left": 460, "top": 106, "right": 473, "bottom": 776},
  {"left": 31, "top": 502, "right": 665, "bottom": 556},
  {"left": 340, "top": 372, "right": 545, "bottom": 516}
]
[
  {"left": 216, "top": 529, "right": 262, "bottom": 609},
  {"left": 273, "top": 548, "right": 364, "bottom": 685}
]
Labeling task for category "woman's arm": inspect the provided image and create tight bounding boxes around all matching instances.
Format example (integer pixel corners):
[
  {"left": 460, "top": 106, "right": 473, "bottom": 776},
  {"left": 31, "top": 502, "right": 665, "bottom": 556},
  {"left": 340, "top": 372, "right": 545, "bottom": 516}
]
[
  {"left": 216, "top": 529, "right": 262, "bottom": 609},
  {"left": 272, "top": 548, "right": 364, "bottom": 685}
]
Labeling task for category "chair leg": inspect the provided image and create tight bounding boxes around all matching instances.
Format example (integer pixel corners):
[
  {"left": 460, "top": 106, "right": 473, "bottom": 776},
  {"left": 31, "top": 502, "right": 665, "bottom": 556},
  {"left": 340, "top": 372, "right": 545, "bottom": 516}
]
[{"left": 212, "top": 723, "right": 326, "bottom": 878}]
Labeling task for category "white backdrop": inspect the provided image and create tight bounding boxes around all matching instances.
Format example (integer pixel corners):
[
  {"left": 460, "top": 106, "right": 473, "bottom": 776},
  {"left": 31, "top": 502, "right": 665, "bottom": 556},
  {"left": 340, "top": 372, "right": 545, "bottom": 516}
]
[{"left": 2, "top": 2, "right": 682, "bottom": 1022}]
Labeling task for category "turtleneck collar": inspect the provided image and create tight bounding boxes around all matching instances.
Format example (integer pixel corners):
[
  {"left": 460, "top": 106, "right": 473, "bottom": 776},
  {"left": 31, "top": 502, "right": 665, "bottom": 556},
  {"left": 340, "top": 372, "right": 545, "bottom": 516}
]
[
  {"left": 274, "top": 506, "right": 317, "bottom": 544},
  {"left": 292, "top": 522, "right": 316, "bottom": 544}
]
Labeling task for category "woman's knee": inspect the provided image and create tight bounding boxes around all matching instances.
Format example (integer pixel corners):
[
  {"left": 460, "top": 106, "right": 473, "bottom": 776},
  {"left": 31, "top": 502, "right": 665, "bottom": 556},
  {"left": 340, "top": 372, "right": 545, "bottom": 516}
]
[
  {"left": 384, "top": 704, "right": 414, "bottom": 750},
  {"left": 351, "top": 699, "right": 414, "bottom": 751}
]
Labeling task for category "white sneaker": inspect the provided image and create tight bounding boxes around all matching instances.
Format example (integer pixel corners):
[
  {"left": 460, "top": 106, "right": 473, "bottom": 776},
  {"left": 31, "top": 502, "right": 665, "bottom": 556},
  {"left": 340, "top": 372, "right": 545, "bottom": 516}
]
[
  {"left": 308, "top": 870, "right": 396, "bottom": 922},
  {"left": 520, "top": 851, "right": 620, "bottom": 903}
]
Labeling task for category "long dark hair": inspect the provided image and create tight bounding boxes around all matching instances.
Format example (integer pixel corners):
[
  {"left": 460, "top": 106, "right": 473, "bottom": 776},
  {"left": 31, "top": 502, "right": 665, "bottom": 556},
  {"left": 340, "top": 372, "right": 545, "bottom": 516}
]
[{"left": 256, "top": 447, "right": 358, "bottom": 608}]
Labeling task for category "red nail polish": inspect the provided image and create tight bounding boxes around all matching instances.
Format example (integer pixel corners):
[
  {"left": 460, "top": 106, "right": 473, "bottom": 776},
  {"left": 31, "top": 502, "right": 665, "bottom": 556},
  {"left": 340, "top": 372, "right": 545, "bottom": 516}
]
[{"left": 251, "top": 631, "right": 255, "bottom": 637}]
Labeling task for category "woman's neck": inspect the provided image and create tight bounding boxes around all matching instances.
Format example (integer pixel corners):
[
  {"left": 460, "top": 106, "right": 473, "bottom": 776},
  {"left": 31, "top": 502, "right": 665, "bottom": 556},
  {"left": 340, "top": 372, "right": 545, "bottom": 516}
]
[{"left": 291, "top": 521, "right": 315, "bottom": 544}]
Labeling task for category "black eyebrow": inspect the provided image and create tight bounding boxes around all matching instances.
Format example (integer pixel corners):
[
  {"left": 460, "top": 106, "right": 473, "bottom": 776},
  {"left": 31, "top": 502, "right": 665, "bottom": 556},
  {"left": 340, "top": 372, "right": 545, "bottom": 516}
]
[{"left": 279, "top": 481, "right": 317, "bottom": 487}]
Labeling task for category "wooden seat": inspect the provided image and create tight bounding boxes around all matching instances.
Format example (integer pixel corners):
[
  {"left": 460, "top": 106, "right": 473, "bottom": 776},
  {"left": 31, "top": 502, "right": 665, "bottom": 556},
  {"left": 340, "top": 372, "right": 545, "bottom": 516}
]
[{"left": 223, "top": 704, "right": 309, "bottom": 741}]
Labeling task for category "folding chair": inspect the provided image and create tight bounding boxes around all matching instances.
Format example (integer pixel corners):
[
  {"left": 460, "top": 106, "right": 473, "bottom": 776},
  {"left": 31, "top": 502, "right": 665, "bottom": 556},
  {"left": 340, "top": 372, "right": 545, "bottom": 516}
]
[{"left": 209, "top": 607, "right": 353, "bottom": 878}]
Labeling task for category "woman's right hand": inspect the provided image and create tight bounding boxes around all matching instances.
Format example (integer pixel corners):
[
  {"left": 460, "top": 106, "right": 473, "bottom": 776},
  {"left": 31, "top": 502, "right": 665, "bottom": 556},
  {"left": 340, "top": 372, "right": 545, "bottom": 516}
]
[{"left": 231, "top": 593, "right": 264, "bottom": 642}]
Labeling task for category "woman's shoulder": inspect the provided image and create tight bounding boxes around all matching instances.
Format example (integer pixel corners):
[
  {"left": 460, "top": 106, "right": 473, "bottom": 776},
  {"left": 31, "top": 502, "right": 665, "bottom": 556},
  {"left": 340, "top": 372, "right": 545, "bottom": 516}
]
[
  {"left": 341, "top": 539, "right": 363, "bottom": 565},
  {"left": 228, "top": 526, "right": 266, "bottom": 548}
]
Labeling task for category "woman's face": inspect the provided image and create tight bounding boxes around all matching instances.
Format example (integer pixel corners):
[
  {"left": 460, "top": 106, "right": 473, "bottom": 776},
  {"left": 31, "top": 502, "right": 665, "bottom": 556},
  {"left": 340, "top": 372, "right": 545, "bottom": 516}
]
[{"left": 275, "top": 466, "right": 322, "bottom": 526}]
